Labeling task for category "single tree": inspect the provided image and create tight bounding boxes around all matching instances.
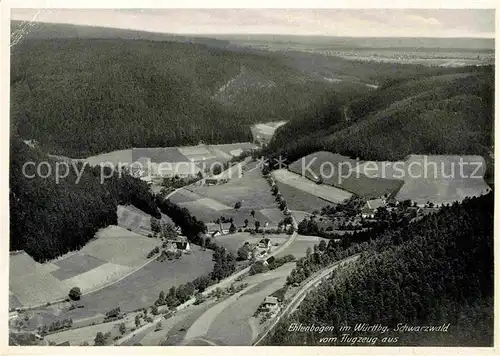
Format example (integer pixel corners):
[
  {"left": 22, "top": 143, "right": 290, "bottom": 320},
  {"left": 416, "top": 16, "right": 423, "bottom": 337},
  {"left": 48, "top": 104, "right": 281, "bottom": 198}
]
[
  {"left": 234, "top": 201, "right": 242, "bottom": 210},
  {"left": 119, "top": 323, "right": 126, "bottom": 335},
  {"left": 244, "top": 218, "right": 249, "bottom": 228},
  {"left": 94, "top": 332, "right": 105, "bottom": 346},
  {"left": 68, "top": 287, "right": 81, "bottom": 301},
  {"left": 318, "top": 239, "right": 327, "bottom": 252},
  {"left": 135, "top": 315, "right": 141, "bottom": 328},
  {"left": 229, "top": 222, "right": 236, "bottom": 234},
  {"left": 250, "top": 210, "right": 256, "bottom": 218}
]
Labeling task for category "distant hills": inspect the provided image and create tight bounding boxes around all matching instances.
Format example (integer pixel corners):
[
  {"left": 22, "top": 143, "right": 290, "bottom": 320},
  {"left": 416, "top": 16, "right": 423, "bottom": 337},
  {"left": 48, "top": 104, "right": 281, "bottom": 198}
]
[{"left": 11, "top": 20, "right": 232, "bottom": 47}]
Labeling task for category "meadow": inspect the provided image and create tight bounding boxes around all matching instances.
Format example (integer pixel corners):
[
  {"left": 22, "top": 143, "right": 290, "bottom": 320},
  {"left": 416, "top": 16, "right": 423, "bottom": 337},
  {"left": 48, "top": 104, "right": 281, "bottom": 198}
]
[
  {"left": 395, "top": 155, "right": 491, "bottom": 206},
  {"left": 288, "top": 151, "right": 404, "bottom": 199},
  {"left": 272, "top": 169, "right": 353, "bottom": 203},
  {"left": 171, "top": 162, "right": 285, "bottom": 227},
  {"left": 274, "top": 235, "right": 330, "bottom": 259},
  {"left": 10, "top": 205, "right": 162, "bottom": 308}
]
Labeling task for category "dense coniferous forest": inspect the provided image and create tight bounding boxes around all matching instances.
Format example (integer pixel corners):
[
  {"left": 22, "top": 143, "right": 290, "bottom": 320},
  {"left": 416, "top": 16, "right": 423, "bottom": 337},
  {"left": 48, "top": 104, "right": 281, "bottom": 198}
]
[
  {"left": 267, "top": 193, "right": 493, "bottom": 346},
  {"left": 10, "top": 38, "right": 342, "bottom": 158},
  {"left": 265, "top": 66, "right": 494, "bottom": 166},
  {"left": 10, "top": 137, "right": 159, "bottom": 261}
]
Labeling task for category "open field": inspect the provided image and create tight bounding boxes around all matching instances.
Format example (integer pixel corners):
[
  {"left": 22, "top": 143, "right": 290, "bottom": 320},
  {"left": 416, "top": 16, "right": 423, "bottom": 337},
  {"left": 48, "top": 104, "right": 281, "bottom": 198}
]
[
  {"left": 14, "top": 246, "right": 213, "bottom": 334},
  {"left": 85, "top": 149, "right": 133, "bottom": 167},
  {"left": 173, "top": 162, "right": 284, "bottom": 226},
  {"left": 168, "top": 188, "right": 203, "bottom": 204},
  {"left": 259, "top": 208, "right": 286, "bottom": 222},
  {"left": 213, "top": 233, "right": 288, "bottom": 254},
  {"left": 273, "top": 169, "right": 352, "bottom": 203},
  {"left": 208, "top": 143, "right": 258, "bottom": 157},
  {"left": 250, "top": 121, "right": 287, "bottom": 142},
  {"left": 52, "top": 143, "right": 256, "bottom": 170},
  {"left": 395, "top": 155, "right": 491, "bottom": 205},
  {"left": 288, "top": 152, "right": 403, "bottom": 199},
  {"left": 274, "top": 234, "right": 330, "bottom": 259},
  {"left": 9, "top": 252, "right": 68, "bottom": 307},
  {"left": 276, "top": 180, "right": 332, "bottom": 212},
  {"left": 180, "top": 198, "right": 233, "bottom": 212},
  {"left": 186, "top": 166, "right": 277, "bottom": 209},
  {"left": 58, "top": 246, "right": 213, "bottom": 321},
  {"left": 9, "top": 223, "right": 159, "bottom": 308}
]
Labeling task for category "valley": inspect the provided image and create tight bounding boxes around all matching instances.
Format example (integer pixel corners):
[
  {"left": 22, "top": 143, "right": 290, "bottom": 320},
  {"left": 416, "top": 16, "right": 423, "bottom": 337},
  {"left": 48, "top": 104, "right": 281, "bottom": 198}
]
[{"left": 8, "top": 16, "right": 494, "bottom": 348}]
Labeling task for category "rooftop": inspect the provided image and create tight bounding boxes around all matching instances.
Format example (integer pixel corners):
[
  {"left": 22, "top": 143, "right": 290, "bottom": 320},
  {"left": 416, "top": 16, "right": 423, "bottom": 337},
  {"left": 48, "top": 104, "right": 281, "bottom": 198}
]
[{"left": 264, "top": 296, "right": 278, "bottom": 305}]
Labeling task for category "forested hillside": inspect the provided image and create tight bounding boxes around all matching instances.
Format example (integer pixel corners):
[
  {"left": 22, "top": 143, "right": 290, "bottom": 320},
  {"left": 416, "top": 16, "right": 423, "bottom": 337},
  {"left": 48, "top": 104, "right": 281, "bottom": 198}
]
[
  {"left": 10, "top": 37, "right": 338, "bottom": 158},
  {"left": 267, "top": 193, "right": 493, "bottom": 346},
  {"left": 10, "top": 137, "right": 159, "bottom": 261},
  {"left": 266, "top": 66, "right": 493, "bottom": 164}
]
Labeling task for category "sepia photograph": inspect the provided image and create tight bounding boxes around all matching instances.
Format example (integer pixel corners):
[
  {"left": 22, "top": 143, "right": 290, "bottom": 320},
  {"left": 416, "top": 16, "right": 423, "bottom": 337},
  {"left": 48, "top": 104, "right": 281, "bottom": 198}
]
[{"left": 4, "top": 3, "right": 496, "bottom": 351}]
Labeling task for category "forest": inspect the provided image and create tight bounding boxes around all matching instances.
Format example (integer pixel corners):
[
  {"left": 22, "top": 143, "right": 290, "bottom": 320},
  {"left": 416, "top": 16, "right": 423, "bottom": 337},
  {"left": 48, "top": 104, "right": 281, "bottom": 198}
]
[
  {"left": 265, "top": 66, "right": 494, "bottom": 169},
  {"left": 10, "top": 38, "right": 336, "bottom": 158},
  {"left": 10, "top": 137, "right": 159, "bottom": 261},
  {"left": 267, "top": 193, "right": 494, "bottom": 346}
]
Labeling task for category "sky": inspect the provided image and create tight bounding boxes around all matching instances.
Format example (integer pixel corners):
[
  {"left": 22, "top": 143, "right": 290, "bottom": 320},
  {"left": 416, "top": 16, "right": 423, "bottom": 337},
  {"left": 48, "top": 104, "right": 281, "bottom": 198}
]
[{"left": 11, "top": 8, "right": 495, "bottom": 38}]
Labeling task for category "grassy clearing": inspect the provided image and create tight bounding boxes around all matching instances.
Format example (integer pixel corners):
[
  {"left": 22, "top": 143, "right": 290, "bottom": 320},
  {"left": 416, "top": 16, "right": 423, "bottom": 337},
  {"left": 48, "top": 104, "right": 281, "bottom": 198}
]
[
  {"left": 9, "top": 252, "right": 68, "bottom": 307},
  {"left": 168, "top": 188, "right": 203, "bottom": 204},
  {"left": 59, "top": 246, "right": 213, "bottom": 321},
  {"left": 274, "top": 235, "right": 329, "bottom": 259},
  {"left": 395, "top": 155, "right": 490, "bottom": 205},
  {"left": 84, "top": 149, "right": 133, "bottom": 167},
  {"left": 276, "top": 180, "right": 331, "bottom": 212},
  {"left": 81, "top": 226, "right": 158, "bottom": 267},
  {"left": 51, "top": 254, "right": 106, "bottom": 281},
  {"left": 288, "top": 151, "right": 403, "bottom": 199},
  {"left": 186, "top": 168, "right": 276, "bottom": 209},
  {"left": 10, "top": 224, "right": 159, "bottom": 308},
  {"left": 259, "top": 208, "right": 285, "bottom": 223},
  {"left": 180, "top": 198, "right": 233, "bottom": 212},
  {"left": 273, "top": 169, "right": 352, "bottom": 203}
]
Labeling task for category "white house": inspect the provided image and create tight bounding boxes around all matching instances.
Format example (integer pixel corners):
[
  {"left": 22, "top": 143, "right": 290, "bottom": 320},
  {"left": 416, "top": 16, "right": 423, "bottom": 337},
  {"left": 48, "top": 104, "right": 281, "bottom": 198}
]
[
  {"left": 260, "top": 296, "right": 279, "bottom": 312},
  {"left": 361, "top": 198, "right": 387, "bottom": 219}
]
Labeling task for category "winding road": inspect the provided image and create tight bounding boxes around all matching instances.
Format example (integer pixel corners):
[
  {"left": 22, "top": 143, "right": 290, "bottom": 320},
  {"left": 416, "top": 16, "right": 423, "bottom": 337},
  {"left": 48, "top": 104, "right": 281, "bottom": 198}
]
[{"left": 253, "top": 253, "right": 360, "bottom": 345}]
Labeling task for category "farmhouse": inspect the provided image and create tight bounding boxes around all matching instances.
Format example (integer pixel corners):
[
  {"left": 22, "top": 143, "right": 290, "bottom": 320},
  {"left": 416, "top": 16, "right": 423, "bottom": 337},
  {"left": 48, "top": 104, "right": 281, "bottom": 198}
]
[
  {"left": 205, "top": 178, "right": 219, "bottom": 186},
  {"left": 260, "top": 296, "right": 279, "bottom": 312},
  {"left": 258, "top": 238, "right": 271, "bottom": 250},
  {"left": 361, "top": 198, "right": 387, "bottom": 218},
  {"left": 206, "top": 222, "right": 232, "bottom": 235},
  {"left": 175, "top": 240, "right": 191, "bottom": 252},
  {"left": 205, "top": 177, "right": 229, "bottom": 186}
]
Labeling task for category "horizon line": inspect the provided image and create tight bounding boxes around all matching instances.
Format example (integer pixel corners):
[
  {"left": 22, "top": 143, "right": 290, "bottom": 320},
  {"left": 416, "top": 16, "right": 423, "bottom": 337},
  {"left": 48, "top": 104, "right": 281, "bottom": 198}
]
[{"left": 12, "top": 20, "right": 495, "bottom": 40}]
